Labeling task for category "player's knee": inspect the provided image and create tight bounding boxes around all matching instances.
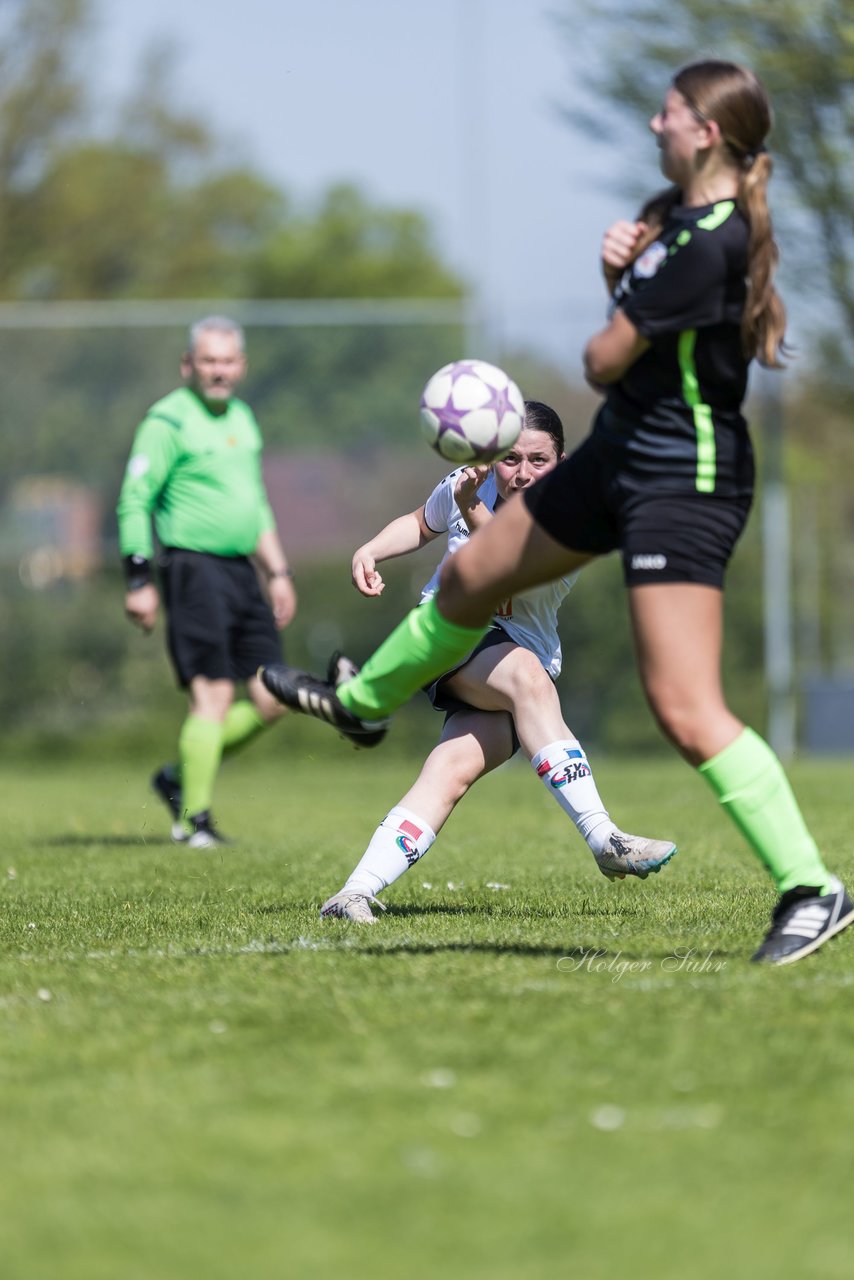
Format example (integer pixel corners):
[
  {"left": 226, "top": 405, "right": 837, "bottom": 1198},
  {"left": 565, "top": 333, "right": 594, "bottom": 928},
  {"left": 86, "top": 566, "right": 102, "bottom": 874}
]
[
  {"left": 190, "top": 677, "right": 235, "bottom": 720},
  {"left": 427, "top": 741, "right": 486, "bottom": 802},
  {"left": 502, "top": 647, "right": 548, "bottom": 705},
  {"left": 646, "top": 684, "right": 706, "bottom": 756}
]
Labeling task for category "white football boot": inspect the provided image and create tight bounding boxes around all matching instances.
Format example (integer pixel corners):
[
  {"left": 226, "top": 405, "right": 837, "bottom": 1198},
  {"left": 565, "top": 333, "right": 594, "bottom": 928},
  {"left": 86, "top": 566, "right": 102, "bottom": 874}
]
[
  {"left": 320, "top": 889, "right": 387, "bottom": 923},
  {"left": 594, "top": 831, "right": 677, "bottom": 881}
]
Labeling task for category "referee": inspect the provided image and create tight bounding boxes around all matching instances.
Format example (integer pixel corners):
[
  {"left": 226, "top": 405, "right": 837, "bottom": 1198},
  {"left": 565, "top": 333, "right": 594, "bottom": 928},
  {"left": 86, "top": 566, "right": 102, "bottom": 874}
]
[{"left": 117, "top": 315, "right": 296, "bottom": 847}]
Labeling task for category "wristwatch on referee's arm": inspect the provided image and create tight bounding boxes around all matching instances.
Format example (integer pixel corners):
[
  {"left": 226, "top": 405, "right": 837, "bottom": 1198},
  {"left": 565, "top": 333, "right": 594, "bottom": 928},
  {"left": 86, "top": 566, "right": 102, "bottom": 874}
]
[
  {"left": 123, "top": 554, "right": 153, "bottom": 592},
  {"left": 267, "top": 567, "right": 294, "bottom": 581}
]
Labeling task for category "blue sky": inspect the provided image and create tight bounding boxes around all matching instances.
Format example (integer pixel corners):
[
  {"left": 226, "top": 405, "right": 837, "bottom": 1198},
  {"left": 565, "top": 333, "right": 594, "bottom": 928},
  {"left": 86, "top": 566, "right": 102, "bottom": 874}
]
[{"left": 96, "top": 0, "right": 623, "bottom": 374}]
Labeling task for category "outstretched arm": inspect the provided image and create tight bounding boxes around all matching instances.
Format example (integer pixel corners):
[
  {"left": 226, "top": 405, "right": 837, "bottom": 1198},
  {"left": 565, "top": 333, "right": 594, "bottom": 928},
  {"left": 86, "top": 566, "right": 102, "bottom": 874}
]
[{"left": 352, "top": 506, "right": 438, "bottom": 597}]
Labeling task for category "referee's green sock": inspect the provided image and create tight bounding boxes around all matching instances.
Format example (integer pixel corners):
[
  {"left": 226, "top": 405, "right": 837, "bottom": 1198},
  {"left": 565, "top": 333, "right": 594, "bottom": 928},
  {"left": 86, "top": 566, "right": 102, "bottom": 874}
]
[
  {"left": 699, "top": 727, "right": 832, "bottom": 895},
  {"left": 337, "top": 597, "right": 488, "bottom": 720},
  {"left": 222, "top": 700, "right": 268, "bottom": 760},
  {"left": 179, "top": 714, "right": 225, "bottom": 822}
]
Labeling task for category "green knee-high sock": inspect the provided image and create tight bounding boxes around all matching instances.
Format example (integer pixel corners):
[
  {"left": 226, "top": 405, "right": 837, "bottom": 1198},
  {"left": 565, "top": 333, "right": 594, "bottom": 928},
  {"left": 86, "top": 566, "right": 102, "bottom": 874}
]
[
  {"left": 222, "top": 700, "right": 269, "bottom": 760},
  {"left": 338, "top": 597, "right": 488, "bottom": 719},
  {"left": 698, "top": 727, "right": 832, "bottom": 895},
  {"left": 179, "top": 715, "right": 225, "bottom": 822}
]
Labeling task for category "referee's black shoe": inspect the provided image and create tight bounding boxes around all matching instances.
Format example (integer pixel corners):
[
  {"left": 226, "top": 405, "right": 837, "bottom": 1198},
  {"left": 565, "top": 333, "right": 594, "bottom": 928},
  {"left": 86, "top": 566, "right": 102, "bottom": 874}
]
[
  {"left": 186, "top": 811, "right": 231, "bottom": 850},
  {"left": 151, "top": 765, "right": 187, "bottom": 843},
  {"left": 258, "top": 662, "right": 389, "bottom": 749},
  {"left": 751, "top": 877, "right": 854, "bottom": 965}
]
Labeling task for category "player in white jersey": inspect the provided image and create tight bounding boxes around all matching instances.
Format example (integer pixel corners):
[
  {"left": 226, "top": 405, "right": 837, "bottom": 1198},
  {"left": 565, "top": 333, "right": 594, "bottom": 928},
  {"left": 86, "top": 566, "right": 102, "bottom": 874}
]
[{"left": 320, "top": 401, "right": 677, "bottom": 923}]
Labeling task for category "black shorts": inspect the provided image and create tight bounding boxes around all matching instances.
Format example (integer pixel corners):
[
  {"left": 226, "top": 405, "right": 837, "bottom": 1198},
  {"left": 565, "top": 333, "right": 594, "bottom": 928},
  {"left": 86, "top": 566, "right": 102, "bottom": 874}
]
[
  {"left": 159, "top": 549, "right": 282, "bottom": 687},
  {"left": 523, "top": 433, "right": 753, "bottom": 588},
  {"left": 425, "top": 624, "right": 528, "bottom": 754}
]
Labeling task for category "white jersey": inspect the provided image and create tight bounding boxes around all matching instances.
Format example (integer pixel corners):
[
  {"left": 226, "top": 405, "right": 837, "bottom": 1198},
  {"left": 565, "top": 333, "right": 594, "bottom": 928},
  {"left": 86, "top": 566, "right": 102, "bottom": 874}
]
[{"left": 421, "top": 468, "right": 577, "bottom": 678}]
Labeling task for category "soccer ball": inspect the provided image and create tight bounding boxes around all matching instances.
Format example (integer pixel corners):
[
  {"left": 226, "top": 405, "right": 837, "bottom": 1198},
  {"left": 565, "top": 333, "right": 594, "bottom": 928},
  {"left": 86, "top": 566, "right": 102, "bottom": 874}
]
[{"left": 419, "top": 359, "right": 525, "bottom": 464}]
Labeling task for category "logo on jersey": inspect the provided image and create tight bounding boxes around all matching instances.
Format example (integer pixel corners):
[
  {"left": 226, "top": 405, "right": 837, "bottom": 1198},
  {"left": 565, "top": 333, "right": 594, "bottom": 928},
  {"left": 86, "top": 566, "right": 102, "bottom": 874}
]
[
  {"left": 394, "top": 817, "right": 424, "bottom": 867},
  {"left": 127, "top": 454, "right": 150, "bottom": 478},
  {"left": 634, "top": 241, "right": 668, "bottom": 279},
  {"left": 496, "top": 597, "right": 513, "bottom": 619},
  {"left": 631, "top": 554, "right": 667, "bottom": 571}
]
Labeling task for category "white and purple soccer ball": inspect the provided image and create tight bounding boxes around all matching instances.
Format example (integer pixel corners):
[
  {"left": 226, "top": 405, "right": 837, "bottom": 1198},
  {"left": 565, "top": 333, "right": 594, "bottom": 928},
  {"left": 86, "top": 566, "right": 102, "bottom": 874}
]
[{"left": 419, "top": 359, "right": 525, "bottom": 464}]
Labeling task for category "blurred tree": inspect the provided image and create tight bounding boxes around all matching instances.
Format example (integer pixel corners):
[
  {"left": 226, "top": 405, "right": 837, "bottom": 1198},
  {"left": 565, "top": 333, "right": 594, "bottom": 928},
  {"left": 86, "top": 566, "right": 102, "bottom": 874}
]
[
  {"left": 250, "top": 184, "right": 464, "bottom": 299},
  {"left": 555, "top": 0, "right": 854, "bottom": 373},
  {"left": 0, "top": 1, "right": 463, "bottom": 303},
  {"left": 0, "top": 0, "right": 89, "bottom": 294},
  {"left": 13, "top": 147, "right": 286, "bottom": 298}
]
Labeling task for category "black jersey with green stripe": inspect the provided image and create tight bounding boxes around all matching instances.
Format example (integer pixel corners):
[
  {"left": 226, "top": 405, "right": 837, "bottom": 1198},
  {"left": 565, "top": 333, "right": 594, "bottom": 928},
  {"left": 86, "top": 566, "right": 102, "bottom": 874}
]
[{"left": 594, "top": 199, "right": 754, "bottom": 496}]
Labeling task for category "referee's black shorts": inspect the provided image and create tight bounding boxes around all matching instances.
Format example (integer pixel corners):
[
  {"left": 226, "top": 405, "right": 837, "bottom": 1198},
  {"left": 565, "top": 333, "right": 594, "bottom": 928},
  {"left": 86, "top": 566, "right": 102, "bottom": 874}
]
[
  {"left": 523, "top": 433, "right": 753, "bottom": 589},
  {"left": 159, "top": 548, "right": 282, "bottom": 687}
]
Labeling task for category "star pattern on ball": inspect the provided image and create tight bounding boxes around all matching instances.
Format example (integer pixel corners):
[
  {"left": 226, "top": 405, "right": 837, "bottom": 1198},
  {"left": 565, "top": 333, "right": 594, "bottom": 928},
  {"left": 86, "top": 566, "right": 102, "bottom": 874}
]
[
  {"left": 431, "top": 388, "right": 472, "bottom": 439},
  {"left": 420, "top": 360, "right": 524, "bottom": 462}
]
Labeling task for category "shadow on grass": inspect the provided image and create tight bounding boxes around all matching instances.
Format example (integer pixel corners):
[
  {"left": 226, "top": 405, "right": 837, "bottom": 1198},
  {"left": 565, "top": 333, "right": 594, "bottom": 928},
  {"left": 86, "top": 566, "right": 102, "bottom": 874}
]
[
  {"left": 256, "top": 902, "right": 478, "bottom": 919},
  {"left": 354, "top": 940, "right": 604, "bottom": 958},
  {"left": 348, "top": 940, "right": 739, "bottom": 961},
  {"left": 43, "top": 834, "right": 174, "bottom": 848},
  {"left": 384, "top": 903, "right": 478, "bottom": 918}
]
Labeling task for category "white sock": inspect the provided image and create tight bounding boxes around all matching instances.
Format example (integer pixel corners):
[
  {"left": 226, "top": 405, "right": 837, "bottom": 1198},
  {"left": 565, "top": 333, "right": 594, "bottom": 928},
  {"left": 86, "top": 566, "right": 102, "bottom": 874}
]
[
  {"left": 531, "top": 740, "right": 614, "bottom": 854},
  {"left": 344, "top": 805, "right": 437, "bottom": 897}
]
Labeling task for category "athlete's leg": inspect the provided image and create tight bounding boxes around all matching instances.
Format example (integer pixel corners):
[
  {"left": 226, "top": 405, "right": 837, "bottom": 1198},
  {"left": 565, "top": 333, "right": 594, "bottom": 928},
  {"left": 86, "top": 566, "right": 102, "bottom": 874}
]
[
  {"left": 178, "top": 677, "right": 234, "bottom": 823},
  {"left": 246, "top": 673, "right": 287, "bottom": 723},
  {"left": 159, "top": 680, "right": 282, "bottom": 820},
  {"left": 330, "top": 710, "right": 516, "bottom": 904},
  {"left": 339, "top": 497, "right": 593, "bottom": 719},
  {"left": 629, "top": 582, "right": 831, "bottom": 894},
  {"left": 445, "top": 642, "right": 580, "bottom": 758},
  {"left": 629, "top": 583, "right": 740, "bottom": 763},
  {"left": 212, "top": 674, "right": 287, "bottom": 763},
  {"left": 445, "top": 642, "right": 676, "bottom": 873}
]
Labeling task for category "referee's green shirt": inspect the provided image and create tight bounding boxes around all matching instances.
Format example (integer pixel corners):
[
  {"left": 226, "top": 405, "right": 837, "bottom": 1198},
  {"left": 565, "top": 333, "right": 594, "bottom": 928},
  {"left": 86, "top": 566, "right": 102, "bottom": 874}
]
[{"left": 117, "top": 387, "right": 276, "bottom": 559}]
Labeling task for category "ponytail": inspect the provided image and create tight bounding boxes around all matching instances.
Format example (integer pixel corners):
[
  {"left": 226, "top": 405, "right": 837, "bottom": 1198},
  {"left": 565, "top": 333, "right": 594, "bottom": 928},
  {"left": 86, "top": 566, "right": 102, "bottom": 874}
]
[
  {"left": 672, "top": 59, "right": 788, "bottom": 368},
  {"left": 737, "top": 151, "right": 787, "bottom": 368}
]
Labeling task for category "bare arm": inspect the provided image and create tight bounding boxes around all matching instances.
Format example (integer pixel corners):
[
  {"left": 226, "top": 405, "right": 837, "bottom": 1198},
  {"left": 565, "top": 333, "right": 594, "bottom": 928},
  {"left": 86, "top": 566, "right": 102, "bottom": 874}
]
[
  {"left": 454, "top": 466, "right": 491, "bottom": 533},
  {"left": 600, "top": 218, "right": 649, "bottom": 295},
  {"left": 125, "top": 582, "right": 160, "bottom": 632},
  {"left": 352, "top": 506, "right": 439, "bottom": 597},
  {"left": 254, "top": 527, "right": 297, "bottom": 629},
  {"left": 583, "top": 308, "right": 650, "bottom": 389}
]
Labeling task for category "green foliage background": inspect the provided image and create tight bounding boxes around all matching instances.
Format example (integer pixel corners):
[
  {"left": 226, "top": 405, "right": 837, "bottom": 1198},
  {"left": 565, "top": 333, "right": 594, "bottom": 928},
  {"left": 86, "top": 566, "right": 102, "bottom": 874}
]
[{"left": 2, "top": 0, "right": 853, "bottom": 756}]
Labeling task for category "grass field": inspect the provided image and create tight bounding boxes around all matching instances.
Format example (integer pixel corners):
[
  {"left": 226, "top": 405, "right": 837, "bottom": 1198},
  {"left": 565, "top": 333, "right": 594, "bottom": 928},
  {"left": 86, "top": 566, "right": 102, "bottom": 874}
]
[{"left": 3, "top": 745, "right": 854, "bottom": 1279}]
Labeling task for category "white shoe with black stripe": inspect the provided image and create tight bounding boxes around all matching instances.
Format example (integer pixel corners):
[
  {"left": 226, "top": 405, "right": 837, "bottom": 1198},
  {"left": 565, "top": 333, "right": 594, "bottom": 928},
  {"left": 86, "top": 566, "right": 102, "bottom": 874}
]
[{"left": 751, "top": 877, "right": 854, "bottom": 965}]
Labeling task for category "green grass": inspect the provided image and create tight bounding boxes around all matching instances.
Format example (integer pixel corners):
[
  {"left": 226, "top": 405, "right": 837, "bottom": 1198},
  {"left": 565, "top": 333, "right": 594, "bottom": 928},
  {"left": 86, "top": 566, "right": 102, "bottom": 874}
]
[{"left": 2, "top": 746, "right": 854, "bottom": 1279}]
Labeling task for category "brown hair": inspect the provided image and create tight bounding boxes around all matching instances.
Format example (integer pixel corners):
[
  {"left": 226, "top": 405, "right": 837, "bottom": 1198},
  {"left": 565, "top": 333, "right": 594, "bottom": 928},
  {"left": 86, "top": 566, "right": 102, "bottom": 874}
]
[
  {"left": 522, "top": 400, "right": 564, "bottom": 456},
  {"left": 638, "top": 60, "right": 787, "bottom": 368}
]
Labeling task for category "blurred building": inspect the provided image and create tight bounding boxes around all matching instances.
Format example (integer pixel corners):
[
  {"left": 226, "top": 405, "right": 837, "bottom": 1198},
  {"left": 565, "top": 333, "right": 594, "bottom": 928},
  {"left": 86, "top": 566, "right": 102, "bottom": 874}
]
[
  {"left": 263, "top": 450, "right": 448, "bottom": 563},
  {"left": 4, "top": 476, "right": 102, "bottom": 588}
]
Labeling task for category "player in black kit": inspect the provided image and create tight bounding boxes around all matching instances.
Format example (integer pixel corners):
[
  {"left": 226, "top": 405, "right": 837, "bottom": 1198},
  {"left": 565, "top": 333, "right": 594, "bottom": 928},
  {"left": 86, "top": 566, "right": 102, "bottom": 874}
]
[{"left": 261, "top": 60, "right": 853, "bottom": 966}]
